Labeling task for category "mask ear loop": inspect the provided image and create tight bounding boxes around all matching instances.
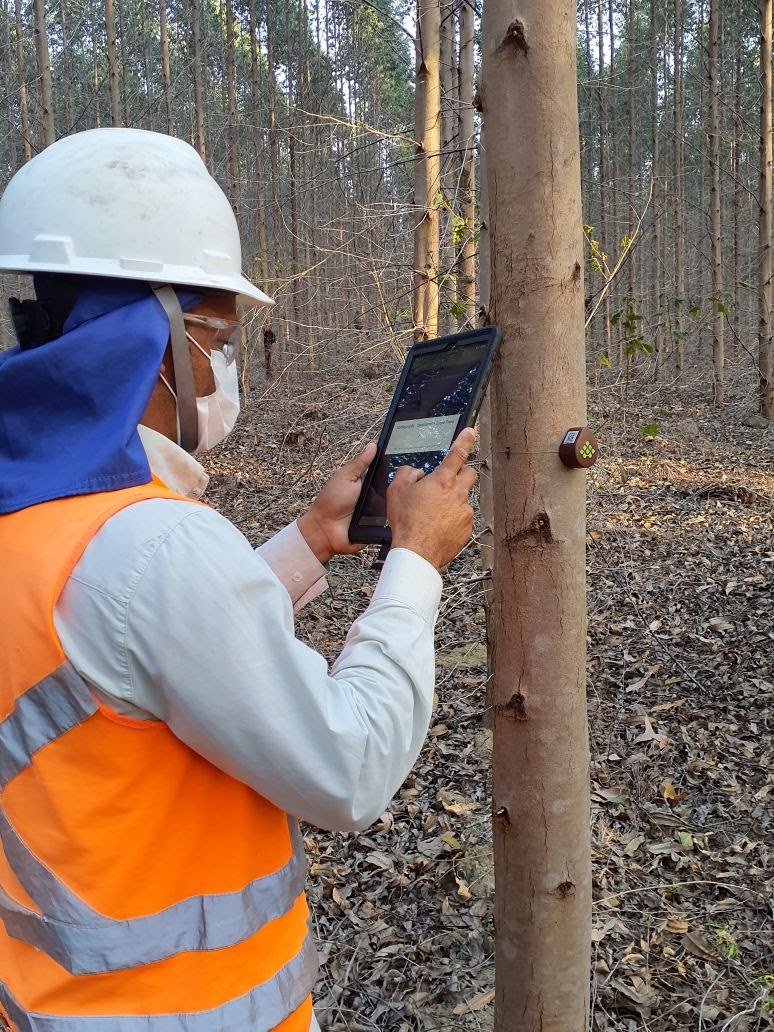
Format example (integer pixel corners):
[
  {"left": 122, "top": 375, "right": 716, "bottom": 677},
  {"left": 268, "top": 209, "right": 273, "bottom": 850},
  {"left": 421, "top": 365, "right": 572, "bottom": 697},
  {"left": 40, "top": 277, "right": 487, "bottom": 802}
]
[{"left": 151, "top": 285, "right": 199, "bottom": 454}]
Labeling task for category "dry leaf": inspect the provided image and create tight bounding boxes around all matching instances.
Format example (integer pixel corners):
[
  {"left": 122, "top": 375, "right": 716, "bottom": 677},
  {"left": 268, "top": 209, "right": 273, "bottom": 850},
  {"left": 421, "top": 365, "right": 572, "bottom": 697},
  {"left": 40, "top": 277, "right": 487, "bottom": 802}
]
[
  {"left": 662, "top": 780, "right": 686, "bottom": 804},
  {"left": 453, "top": 989, "right": 495, "bottom": 1014}
]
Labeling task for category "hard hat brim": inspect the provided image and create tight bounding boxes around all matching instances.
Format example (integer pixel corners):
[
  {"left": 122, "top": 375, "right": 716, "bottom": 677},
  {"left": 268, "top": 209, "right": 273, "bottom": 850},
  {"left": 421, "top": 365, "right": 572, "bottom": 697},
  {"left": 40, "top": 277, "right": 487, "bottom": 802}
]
[{"left": 0, "top": 258, "right": 275, "bottom": 308}]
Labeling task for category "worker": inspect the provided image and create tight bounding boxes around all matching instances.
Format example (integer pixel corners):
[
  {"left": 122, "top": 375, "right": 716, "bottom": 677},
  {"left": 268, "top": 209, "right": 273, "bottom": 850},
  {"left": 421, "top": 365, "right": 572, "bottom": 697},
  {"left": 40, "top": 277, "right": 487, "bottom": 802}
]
[{"left": 0, "top": 128, "right": 477, "bottom": 1032}]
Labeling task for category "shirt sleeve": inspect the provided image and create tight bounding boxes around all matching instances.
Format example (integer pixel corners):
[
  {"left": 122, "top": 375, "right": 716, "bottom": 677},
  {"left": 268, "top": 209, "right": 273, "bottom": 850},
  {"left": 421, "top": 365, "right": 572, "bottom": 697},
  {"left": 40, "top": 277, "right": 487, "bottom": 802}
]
[
  {"left": 59, "top": 503, "right": 442, "bottom": 832},
  {"left": 255, "top": 521, "right": 328, "bottom": 612}
]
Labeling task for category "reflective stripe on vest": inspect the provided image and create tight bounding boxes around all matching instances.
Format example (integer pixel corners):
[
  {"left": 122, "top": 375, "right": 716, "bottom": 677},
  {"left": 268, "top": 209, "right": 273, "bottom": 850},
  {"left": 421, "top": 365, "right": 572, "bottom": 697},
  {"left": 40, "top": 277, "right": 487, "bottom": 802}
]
[
  {"left": 0, "top": 935, "right": 318, "bottom": 1031},
  {"left": 0, "top": 661, "right": 309, "bottom": 976}
]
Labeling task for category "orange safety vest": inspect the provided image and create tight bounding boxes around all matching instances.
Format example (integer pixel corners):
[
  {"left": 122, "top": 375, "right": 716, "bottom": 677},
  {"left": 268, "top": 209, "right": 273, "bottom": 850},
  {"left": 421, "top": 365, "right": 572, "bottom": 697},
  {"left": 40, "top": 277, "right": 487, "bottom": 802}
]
[{"left": 0, "top": 482, "right": 317, "bottom": 1031}]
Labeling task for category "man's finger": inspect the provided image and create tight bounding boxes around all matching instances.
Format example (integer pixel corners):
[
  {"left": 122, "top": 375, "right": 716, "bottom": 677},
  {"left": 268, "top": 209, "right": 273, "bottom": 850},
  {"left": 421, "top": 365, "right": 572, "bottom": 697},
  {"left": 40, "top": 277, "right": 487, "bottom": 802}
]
[
  {"left": 345, "top": 442, "right": 377, "bottom": 479},
  {"left": 439, "top": 428, "right": 477, "bottom": 475},
  {"left": 458, "top": 466, "right": 478, "bottom": 493},
  {"left": 391, "top": 465, "right": 424, "bottom": 487}
]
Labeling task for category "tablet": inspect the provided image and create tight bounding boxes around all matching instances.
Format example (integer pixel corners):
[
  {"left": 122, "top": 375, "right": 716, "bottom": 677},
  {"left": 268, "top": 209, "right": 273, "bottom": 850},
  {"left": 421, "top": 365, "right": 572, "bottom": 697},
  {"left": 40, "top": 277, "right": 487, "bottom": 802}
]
[{"left": 348, "top": 326, "right": 501, "bottom": 546}]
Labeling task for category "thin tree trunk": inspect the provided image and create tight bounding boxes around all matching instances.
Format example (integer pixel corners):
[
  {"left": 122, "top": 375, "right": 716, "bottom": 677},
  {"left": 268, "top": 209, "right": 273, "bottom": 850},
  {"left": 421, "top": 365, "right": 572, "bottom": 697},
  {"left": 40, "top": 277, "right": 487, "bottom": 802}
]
[
  {"left": 59, "top": 0, "right": 75, "bottom": 134},
  {"left": 413, "top": 0, "right": 441, "bottom": 341},
  {"left": 674, "top": 0, "right": 685, "bottom": 383},
  {"left": 2, "top": 0, "right": 17, "bottom": 169},
  {"left": 709, "top": 0, "right": 724, "bottom": 404},
  {"left": 732, "top": 14, "right": 741, "bottom": 350},
  {"left": 759, "top": 0, "right": 774, "bottom": 418},
  {"left": 116, "top": 0, "right": 130, "bottom": 127},
  {"left": 596, "top": 0, "right": 611, "bottom": 358},
  {"left": 91, "top": 0, "right": 100, "bottom": 128},
  {"left": 650, "top": 0, "right": 662, "bottom": 378},
  {"left": 627, "top": 0, "right": 636, "bottom": 313},
  {"left": 248, "top": 0, "right": 269, "bottom": 284},
  {"left": 265, "top": 1, "right": 282, "bottom": 285},
  {"left": 439, "top": 0, "right": 456, "bottom": 333},
  {"left": 104, "top": 0, "right": 121, "bottom": 127},
  {"left": 159, "top": 0, "right": 173, "bottom": 134},
  {"left": 190, "top": 0, "right": 206, "bottom": 160},
  {"left": 607, "top": 0, "right": 619, "bottom": 302},
  {"left": 458, "top": 0, "right": 476, "bottom": 327},
  {"left": 32, "top": 0, "right": 54, "bottom": 146},
  {"left": 225, "top": 0, "right": 238, "bottom": 214},
  {"left": 481, "top": 3, "right": 592, "bottom": 1028}
]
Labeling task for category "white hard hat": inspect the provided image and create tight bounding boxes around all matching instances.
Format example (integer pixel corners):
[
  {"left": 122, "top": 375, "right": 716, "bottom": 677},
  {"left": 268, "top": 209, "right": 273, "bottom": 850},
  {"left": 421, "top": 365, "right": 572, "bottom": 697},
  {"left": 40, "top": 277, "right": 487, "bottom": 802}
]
[{"left": 0, "top": 128, "right": 273, "bottom": 307}]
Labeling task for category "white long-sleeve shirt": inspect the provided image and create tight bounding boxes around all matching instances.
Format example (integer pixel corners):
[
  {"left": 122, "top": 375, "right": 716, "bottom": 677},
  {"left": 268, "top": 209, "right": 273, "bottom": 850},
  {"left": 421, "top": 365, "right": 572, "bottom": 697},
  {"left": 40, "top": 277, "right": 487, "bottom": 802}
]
[{"left": 53, "top": 428, "right": 443, "bottom": 833}]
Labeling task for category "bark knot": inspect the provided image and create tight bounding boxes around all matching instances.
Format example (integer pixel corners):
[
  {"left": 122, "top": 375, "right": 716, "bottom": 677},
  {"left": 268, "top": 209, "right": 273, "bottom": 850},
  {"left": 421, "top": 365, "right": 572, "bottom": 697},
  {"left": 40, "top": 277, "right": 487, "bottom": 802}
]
[
  {"left": 501, "top": 690, "right": 527, "bottom": 721},
  {"left": 494, "top": 805, "right": 511, "bottom": 826},
  {"left": 506, "top": 511, "right": 554, "bottom": 547},
  {"left": 497, "top": 19, "right": 529, "bottom": 58},
  {"left": 554, "top": 880, "right": 576, "bottom": 898}
]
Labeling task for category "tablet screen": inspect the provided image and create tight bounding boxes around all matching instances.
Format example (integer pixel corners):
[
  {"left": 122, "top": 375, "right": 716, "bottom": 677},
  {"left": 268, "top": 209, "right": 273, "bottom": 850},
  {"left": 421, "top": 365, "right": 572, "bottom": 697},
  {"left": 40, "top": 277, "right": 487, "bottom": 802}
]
[{"left": 358, "top": 342, "right": 488, "bottom": 527}]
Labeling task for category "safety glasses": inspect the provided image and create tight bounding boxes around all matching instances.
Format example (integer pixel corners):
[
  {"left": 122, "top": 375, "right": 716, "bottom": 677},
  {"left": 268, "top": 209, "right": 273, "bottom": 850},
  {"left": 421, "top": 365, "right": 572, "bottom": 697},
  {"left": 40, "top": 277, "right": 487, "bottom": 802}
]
[{"left": 183, "top": 313, "right": 241, "bottom": 365}]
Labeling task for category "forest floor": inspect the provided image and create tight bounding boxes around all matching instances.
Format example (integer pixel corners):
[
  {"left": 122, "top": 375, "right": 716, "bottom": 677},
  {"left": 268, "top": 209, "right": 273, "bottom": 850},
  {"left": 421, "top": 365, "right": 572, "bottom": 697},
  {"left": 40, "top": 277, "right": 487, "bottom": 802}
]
[{"left": 203, "top": 357, "right": 773, "bottom": 1032}]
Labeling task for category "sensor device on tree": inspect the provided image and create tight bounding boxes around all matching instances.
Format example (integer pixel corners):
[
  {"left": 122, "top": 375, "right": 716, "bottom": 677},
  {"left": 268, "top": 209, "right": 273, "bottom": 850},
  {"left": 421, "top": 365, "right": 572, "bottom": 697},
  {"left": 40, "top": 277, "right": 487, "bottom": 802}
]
[{"left": 559, "top": 427, "right": 599, "bottom": 469}]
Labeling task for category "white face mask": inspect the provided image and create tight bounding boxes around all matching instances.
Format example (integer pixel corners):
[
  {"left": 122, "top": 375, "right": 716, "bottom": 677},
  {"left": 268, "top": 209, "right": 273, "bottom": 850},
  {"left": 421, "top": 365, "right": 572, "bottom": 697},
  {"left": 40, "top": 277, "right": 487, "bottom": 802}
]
[{"left": 160, "top": 334, "right": 240, "bottom": 454}]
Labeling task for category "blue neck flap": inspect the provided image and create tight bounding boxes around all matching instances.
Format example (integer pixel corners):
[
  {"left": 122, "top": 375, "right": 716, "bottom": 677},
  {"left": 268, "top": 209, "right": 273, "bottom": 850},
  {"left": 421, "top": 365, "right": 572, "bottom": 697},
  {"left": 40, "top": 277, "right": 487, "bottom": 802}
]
[{"left": 0, "top": 279, "right": 201, "bottom": 514}]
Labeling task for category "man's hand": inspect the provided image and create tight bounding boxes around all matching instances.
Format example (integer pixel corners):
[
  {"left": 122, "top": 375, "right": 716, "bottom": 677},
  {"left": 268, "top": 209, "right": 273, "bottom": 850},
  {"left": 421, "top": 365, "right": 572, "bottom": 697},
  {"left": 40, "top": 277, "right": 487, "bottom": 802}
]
[
  {"left": 297, "top": 443, "right": 377, "bottom": 563},
  {"left": 387, "top": 428, "right": 478, "bottom": 571}
]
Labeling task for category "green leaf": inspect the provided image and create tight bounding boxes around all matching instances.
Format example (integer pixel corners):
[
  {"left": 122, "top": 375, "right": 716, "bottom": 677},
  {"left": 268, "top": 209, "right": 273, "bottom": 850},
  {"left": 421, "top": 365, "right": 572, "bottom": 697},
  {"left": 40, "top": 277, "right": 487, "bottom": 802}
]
[
  {"left": 715, "top": 302, "right": 731, "bottom": 316},
  {"left": 600, "top": 353, "right": 612, "bottom": 369},
  {"left": 610, "top": 310, "right": 622, "bottom": 326},
  {"left": 689, "top": 305, "right": 701, "bottom": 317},
  {"left": 642, "top": 421, "right": 659, "bottom": 438},
  {"left": 450, "top": 300, "right": 465, "bottom": 321},
  {"left": 738, "top": 280, "right": 756, "bottom": 290}
]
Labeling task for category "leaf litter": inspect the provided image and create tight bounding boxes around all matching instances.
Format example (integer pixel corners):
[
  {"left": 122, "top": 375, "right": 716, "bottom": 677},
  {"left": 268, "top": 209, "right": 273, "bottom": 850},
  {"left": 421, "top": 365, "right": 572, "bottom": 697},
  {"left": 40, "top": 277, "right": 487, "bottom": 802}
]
[{"left": 205, "top": 369, "right": 772, "bottom": 1031}]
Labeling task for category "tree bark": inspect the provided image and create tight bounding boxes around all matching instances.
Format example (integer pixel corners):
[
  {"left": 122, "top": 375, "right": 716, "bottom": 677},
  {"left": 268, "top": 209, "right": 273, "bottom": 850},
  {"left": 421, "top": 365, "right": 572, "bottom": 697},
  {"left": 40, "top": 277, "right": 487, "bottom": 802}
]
[
  {"left": 759, "top": 0, "right": 774, "bottom": 418},
  {"left": 2, "top": 0, "right": 17, "bottom": 169},
  {"left": 32, "top": 0, "right": 55, "bottom": 146},
  {"left": 650, "top": 0, "right": 662, "bottom": 378},
  {"left": 413, "top": 0, "right": 441, "bottom": 341},
  {"left": 104, "top": 0, "right": 121, "bottom": 127},
  {"left": 627, "top": 0, "right": 636, "bottom": 310},
  {"left": 481, "top": 3, "right": 592, "bottom": 1029},
  {"left": 159, "top": 0, "right": 174, "bottom": 135},
  {"left": 708, "top": 0, "right": 724, "bottom": 404},
  {"left": 225, "top": 0, "right": 239, "bottom": 215},
  {"left": 674, "top": 0, "right": 685, "bottom": 383},
  {"left": 59, "top": 0, "right": 75, "bottom": 134},
  {"left": 190, "top": 0, "right": 206, "bottom": 160},
  {"left": 596, "top": 0, "right": 611, "bottom": 358},
  {"left": 458, "top": 0, "right": 476, "bottom": 327}
]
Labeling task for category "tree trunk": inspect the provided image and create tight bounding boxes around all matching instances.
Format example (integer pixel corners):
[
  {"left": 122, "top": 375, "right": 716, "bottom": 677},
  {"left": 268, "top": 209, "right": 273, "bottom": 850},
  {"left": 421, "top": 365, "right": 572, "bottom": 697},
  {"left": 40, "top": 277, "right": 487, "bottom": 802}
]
[
  {"left": 225, "top": 0, "right": 239, "bottom": 215},
  {"left": 650, "top": 0, "right": 662, "bottom": 378},
  {"left": 32, "top": 0, "right": 55, "bottom": 147},
  {"left": 104, "top": 0, "right": 121, "bottom": 127},
  {"left": 159, "top": 0, "right": 174, "bottom": 135},
  {"left": 458, "top": 0, "right": 476, "bottom": 327},
  {"left": 190, "top": 0, "right": 206, "bottom": 160},
  {"left": 2, "top": 0, "right": 17, "bottom": 169},
  {"left": 732, "top": 12, "right": 741, "bottom": 351},
  {"left": 413, "top": 0, "right": 441, "bottom": 341},
  {"left": 248, "top": 0, "right": 269, "bottom": 285},
  {"left": 265, "top": 1, "right": 282, "bottom": 286},
  {"left": 59, "top": 0, "right": 75, "bottom": 134},
  {"left": 481, "top": 3, "right": 592, "bottom": 1029},
  {"left": 627, "top": 0, "right": 636, "bottom": 312},
  {"left": 709, "top": 0, "right": 724, "bottom": 404},
  {"left": 117, "top": 0, "right": 131, "bottom": 127},
  {"left": 596, "top": 0, "right": 611, "bottom": 359},
  {"left": 759, "top": 0, "right": 774, "bottom": 418},
  {"left": 674, "top": 0, "right": 685, "bottom": 383}
]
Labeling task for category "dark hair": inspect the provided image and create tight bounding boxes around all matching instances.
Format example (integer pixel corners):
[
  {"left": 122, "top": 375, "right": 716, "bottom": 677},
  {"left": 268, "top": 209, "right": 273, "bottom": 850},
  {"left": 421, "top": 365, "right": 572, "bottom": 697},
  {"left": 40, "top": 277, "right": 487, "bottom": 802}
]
[{"left": 10, "top": 274, "right": 83, "bottom": 349}]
